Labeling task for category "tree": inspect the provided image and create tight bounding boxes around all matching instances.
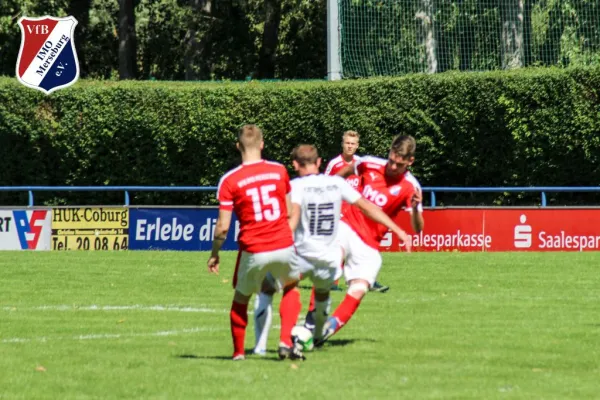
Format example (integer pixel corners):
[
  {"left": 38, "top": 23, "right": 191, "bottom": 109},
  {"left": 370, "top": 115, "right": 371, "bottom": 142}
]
[
  {"left": 256, "top": 0, "right": 282, "bottom": 78},
  {"left": 523, "top": 0, "right": 534, "bottom": 66},
  {"left": 501, "top": 0, "right": 524, "bottom": 69},
  {"left": 434, "top": 0, "right": 454, "bottom": 73},
  {"left": 67, "top": 0, "right": 92, "bottom": 77},
  {"left": 118, "top": 0, "right": 137, "bottom": 79},
  {"left": 184, "top": 0, "right": 212, "bottom": 80},
  {"left": 0, "top": 0, "right": 21, "bottom": 76},
  {"left": 539, "top": 1, "right": 564, "bottom": 66},
  {"left": 416, "top": 0, "right": 437, "bottom": 73}
]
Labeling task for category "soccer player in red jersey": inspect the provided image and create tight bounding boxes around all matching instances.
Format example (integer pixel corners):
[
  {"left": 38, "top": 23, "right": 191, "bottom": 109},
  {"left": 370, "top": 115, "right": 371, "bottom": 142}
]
[
  {"left": 303, "top": 131, "right": 387, "bottom": 332},
  {"left": 315, "top": 134, "right": 425, "bottom": 346},
  {"left": 324, "top": 130, "right": 389, "bottom": 293},
  {"left": 207, "top": 124, "right": 304, "bottom": 361},
  {"left": 324, "top": 130, "right": 362, "bottom": 190}
]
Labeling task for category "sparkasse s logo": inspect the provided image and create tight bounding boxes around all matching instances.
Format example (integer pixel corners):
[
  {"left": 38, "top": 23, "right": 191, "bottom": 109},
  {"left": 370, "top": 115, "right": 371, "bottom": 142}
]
[
  {"left": 16, "top": 16, "right": 79, "bottom": 94},
  {"left": 513, "top": 214, "right": 532, "bottom": 248}
]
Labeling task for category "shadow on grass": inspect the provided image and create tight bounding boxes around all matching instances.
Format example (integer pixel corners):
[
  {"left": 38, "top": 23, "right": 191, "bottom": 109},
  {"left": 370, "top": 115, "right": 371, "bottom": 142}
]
[
  {"left": 176, "top": 349, "right": 281, "bottom": 362},
  {"left": 177, "top": 338, "right": 376, "bottom": 360},
  {"left": 320, "top": 338, "right": 376, "bottom": 348}
]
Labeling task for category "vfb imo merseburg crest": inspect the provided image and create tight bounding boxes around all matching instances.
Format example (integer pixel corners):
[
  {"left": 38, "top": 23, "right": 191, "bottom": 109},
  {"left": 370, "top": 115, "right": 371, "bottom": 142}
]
[{"left": 16, "top": 16, "right": 79, "bottom": 94}]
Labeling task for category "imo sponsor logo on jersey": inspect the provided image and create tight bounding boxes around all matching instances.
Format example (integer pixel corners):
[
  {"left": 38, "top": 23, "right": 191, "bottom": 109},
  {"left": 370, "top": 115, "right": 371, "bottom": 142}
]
[
  {"left": 16, "top": 16, "right": 79, "bottom": 94},
  {"left": 13, "top": 210, "right": 48, "bottom": 250},
  {"left": 346, "top": 177, "right": 359, "bottom": 188},
  {"left": 362, "top": 185, "right": 388, "bottom": 207}
]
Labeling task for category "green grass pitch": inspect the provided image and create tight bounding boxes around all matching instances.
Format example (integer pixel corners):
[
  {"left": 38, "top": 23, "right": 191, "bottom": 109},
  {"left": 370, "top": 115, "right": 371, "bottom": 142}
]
[{"left": 1, "top": 251, "right": 598, "bottom": 399}]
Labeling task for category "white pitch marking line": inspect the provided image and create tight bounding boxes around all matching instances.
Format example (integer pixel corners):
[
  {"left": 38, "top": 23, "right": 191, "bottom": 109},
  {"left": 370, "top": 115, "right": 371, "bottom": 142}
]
[
  {"left": 2, "top": 305, "right": 227, "bottom": 313},
  {"left": 2, "top": 327, "right": 226, "bottom": 344}
]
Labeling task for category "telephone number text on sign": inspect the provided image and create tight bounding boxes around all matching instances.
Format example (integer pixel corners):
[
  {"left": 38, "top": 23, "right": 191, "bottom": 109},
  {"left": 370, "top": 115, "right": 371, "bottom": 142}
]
[{"left": 51, "top": 207, "right": 129, "bottom": 251}]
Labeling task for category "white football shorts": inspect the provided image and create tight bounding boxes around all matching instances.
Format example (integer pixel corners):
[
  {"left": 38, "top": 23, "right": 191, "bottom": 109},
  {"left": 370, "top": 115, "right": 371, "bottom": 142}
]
[
  {"left": 337, "top": 220, "right": 382, "bottom": 286},
  {"left": 290, "top": 246, "right": 343, "bottom": 291},
  {"left": 235, "top": 245, "right": 298, "bottom": 296}
]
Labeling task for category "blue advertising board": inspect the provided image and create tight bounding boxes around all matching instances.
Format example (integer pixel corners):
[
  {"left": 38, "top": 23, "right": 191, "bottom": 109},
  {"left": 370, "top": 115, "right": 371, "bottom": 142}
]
[{"left": 129, "top": 208, "right": 239, "bottom": 251}]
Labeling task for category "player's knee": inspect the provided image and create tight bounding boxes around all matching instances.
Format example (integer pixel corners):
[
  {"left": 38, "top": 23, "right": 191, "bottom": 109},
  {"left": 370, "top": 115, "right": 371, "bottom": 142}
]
[
  {"left": 347, "top": 281, "right": 369, "bottom": 300},
  {"left": 260, "top": 280, "right": 277, "bottom": 295},
  {"left": 280, "top": 273, "right": 299, "bottom": 292},
  {"left": 260, "top": 273, "right": 279, "bottom": 294},
  {"left": 282, "top": 282, "right": 299, "bottom": 294},
  {"left": 233, "top": 290, "right": 251, "bottom": 304}
]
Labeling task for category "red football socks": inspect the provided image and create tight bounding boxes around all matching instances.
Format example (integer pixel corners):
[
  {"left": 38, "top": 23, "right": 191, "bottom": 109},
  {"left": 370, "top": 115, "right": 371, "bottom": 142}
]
[
  {"left": 332, "top": 294, "right": 361, "bottom": 331},
  {"left": 230, "top": 301, "right": 248, "bottom": 358},
  {"left": 279, "top": 288, "right": 301, "bottom": 347},
  {"left": 308, "top": 286, "right": 316, "bottom": 312}
]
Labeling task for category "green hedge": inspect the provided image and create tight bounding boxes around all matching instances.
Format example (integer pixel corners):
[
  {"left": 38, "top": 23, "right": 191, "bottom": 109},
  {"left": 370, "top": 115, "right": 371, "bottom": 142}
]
[{"left": 1, "top": 68, "right": 599, "bottom": 206}]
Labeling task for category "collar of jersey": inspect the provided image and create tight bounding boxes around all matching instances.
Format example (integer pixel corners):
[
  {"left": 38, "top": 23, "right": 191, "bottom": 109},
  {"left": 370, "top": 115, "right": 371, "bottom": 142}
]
[{"left": 386, "top": 170, "right": 407, "bottom": 183}]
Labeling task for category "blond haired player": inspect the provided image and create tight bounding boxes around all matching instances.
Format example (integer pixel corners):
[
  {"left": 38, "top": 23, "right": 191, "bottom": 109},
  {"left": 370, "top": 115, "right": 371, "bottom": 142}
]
[
  {"left": 324, "top": 130, "right": 361, "bottom": 189},
  {"left": 207, "top": 124, "right": 304, "bottom": 361}
]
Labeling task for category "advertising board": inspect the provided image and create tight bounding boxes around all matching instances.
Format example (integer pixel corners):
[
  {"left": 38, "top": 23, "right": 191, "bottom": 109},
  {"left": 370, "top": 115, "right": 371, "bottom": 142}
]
[{"left": 52, "top": 208, "right": 129, "bottom": 251}]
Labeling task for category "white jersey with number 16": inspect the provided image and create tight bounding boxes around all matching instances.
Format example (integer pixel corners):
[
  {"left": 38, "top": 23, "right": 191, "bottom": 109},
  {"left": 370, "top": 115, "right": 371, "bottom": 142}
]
[{"left": 290, "top": 174, "right": 361, "bottom": 258}]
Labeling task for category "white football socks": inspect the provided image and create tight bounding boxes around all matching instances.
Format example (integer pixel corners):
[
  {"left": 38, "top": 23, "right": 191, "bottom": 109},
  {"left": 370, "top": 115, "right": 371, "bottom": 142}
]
[
  {"left": 314, "top": 297, "right": 331, "bottom": 341},
  {"left": 253, "top": 292, "right": 273, "bottom": 355}
]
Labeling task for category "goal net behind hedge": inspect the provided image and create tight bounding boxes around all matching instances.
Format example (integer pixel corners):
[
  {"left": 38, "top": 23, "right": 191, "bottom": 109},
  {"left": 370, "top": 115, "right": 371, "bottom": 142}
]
[{"left": 338, "top": 0, "right": 600, "bottom": 77}]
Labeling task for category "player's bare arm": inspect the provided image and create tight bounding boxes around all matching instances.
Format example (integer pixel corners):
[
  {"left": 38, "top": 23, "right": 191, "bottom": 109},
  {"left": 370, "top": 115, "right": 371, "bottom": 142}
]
[
  {"left": 335, "top": 163, "right": 355, "bottom": 178},
  {"left": 410, "top": 188, "right": 425, "bottom": 233},
  {"left": 354, "top": 197, "right": 412, "bottom": 253},
  {"left": 207, "top": 209, "right": 232, "bottom": 275},
  {"left": 288, "top": 203, "right": 301, "bottom": 232},
  {"left": 286, "top": 193, "right": 293, "bottom": 220}
]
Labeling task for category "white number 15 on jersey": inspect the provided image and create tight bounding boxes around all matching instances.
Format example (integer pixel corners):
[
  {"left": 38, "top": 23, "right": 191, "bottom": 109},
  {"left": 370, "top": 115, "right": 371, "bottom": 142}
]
[{"left": 246, "top": 184, "right": 281, "bottom": 222}]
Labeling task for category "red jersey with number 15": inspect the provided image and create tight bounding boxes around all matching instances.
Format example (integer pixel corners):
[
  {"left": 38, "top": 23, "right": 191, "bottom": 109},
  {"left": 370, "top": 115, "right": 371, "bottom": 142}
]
[
  {"left": 341, "top": 156, "right": 422, "bottom": 249},
  {"left": 217, "top": 160, "right": 294, "bottom": 253}
]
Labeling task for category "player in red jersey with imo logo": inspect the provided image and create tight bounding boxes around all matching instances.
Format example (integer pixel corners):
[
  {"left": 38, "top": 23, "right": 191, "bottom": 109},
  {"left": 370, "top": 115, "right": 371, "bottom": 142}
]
[
  {"left": 325, "top": 130, "right": 389, "bottom": 292},
  {"left": 315, "top": 134, "right": 425, "bottom": 346},
  {"left": 207, "top": 124, "right": 304, "bottom": 361},
  {"left": 303, "top": 130, "right": 388, "bottom": 334}
]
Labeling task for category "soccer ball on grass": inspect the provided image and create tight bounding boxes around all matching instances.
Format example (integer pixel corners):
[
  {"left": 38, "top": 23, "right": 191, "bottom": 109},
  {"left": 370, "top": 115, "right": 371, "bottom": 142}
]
[{"left": 291, "top": 325, "right": 314, "bottom": 352}]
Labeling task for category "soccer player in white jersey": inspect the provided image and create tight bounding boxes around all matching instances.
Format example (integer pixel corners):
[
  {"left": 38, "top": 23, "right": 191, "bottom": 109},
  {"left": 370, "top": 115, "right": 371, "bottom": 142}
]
[{"left": 286, "top": 144, "right": 411, "bottom": 343}]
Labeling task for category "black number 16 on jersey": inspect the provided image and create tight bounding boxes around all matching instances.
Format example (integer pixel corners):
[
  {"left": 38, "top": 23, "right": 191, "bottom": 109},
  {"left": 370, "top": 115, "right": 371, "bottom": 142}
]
[{"left": 307, "top": 202, "right": 335, "bottom": 236}]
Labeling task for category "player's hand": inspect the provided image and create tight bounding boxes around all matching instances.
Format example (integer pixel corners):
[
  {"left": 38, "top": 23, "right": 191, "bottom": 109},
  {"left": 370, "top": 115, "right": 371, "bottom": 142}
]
[
  {"left": 411, "top": 188, "right": 422, "bottom": 209},
  {"left": 395, "top": 229, "right": 412, "bottom": 253},
  {"left": 207, "top": 255, "right": 220, "bottom": 275}
]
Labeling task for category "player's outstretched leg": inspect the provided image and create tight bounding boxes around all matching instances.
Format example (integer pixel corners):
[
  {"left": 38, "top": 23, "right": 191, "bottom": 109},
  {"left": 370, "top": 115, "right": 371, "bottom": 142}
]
[
  {"left": 278, "top": 284, "right": 304, "bottom": 360},
  {"left": 314, "top": 280, "right": 369, "bottom": 347},
  {"left": 230, "top": 290, "right": 251, "bottom": 360}
]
